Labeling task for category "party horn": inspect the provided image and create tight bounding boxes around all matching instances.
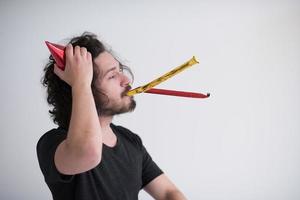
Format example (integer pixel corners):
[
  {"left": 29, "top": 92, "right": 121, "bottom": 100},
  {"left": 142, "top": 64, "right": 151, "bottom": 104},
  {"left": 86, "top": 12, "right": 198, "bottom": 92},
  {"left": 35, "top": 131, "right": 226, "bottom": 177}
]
[
  {"left": 127, "top": 56, "right": 210, "bottom": 99},
  {"left": 145, "top": 88, "right": 210, "bottom": 98}
]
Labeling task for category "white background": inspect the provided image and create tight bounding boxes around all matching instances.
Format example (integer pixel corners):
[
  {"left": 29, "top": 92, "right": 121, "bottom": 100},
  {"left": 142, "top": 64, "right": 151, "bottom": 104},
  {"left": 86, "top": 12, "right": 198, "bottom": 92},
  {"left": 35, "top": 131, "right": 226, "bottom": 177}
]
[{"left": 0, "top": 0, "right": 299, "bottom": 199}]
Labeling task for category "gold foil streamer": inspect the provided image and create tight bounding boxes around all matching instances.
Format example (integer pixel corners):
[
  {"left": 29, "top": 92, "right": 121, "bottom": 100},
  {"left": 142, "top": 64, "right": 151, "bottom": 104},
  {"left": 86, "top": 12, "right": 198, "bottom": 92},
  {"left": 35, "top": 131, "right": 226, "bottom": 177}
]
[{"left": 127, "top": 56, "right": 199, "bottom": 96}]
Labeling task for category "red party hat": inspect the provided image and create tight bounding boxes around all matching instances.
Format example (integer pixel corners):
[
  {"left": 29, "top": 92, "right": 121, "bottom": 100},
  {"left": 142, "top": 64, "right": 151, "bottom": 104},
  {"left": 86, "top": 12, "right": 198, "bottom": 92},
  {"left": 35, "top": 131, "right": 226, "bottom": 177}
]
[{"left": 45, "top": 41, "right": 66, "bottom": 70}]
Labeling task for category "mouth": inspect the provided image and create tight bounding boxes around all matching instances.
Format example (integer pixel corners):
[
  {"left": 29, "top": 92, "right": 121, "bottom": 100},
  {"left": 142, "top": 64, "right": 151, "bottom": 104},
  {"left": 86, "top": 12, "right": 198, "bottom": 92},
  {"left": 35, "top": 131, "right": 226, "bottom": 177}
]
[{"left": 121, "top": 85, "right": 132, "bottom": 97}]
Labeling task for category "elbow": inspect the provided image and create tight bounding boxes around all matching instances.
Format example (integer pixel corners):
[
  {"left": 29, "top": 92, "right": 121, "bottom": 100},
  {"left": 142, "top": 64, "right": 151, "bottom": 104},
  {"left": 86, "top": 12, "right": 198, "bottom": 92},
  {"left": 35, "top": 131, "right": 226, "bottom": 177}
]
[
  {"left": 85, "top": 144, "right": 102, "bottom": 167},
  {"left": 164, "top": 190, "right": 187, "bottom": 200},
  {"left": 79, "top": 140, "right": 102, "bottom": 168},
  {"left": 66, "top": 139, "right": 102, "bottom": 168}
]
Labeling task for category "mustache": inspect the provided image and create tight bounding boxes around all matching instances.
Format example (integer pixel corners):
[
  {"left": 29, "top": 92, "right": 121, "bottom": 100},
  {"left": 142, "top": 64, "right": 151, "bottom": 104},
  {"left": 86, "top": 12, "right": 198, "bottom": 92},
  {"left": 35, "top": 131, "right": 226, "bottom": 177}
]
[{"left": 121, "top": 85, "right": 132, "bottom": 97}]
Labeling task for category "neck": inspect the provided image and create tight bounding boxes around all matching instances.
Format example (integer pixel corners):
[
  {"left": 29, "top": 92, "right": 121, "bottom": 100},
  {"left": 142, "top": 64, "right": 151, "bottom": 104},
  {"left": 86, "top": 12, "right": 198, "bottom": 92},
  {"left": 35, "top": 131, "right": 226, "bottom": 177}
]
[{"left": 99, "top": 115, "right": 114, "bottom": 134}]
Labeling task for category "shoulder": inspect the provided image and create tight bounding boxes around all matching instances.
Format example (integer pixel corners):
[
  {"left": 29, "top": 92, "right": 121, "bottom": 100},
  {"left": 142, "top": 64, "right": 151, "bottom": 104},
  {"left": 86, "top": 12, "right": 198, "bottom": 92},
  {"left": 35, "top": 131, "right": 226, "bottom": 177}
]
[
  {"left": 36, "top": 127, "right": 67, "bottom": 152},
  {"left": 111, "top": 123, "right": 143, "bottom": 148}
]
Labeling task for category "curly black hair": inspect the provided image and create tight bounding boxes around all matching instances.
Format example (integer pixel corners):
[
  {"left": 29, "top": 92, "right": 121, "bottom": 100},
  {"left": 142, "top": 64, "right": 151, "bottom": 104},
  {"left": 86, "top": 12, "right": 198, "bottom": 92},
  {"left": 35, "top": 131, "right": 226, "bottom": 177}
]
[{"left": 42, "top": 32, "right": 133, "bottom": 129}]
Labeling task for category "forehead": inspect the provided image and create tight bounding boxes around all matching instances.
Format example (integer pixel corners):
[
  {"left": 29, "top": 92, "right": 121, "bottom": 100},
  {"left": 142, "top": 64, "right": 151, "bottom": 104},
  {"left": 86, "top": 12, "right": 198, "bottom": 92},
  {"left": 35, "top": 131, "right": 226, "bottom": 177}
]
[{"left": 94, "top": 51, "right": 119, "bottom": 71}]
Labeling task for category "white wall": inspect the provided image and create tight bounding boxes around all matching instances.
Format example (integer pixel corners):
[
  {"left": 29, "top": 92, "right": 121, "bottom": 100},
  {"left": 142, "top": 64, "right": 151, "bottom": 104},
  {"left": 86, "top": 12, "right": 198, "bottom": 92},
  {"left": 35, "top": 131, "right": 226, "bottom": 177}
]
[{"left": 0, "top": 0, "right": 299, "bottom": 199}]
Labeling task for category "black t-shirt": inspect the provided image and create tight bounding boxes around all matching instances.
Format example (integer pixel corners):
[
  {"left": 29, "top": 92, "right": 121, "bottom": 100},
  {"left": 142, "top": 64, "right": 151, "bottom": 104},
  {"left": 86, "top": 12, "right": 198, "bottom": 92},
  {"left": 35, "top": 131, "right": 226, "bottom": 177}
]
[{"left": 36, "top": 123, "right": 163, "bottom": 200}]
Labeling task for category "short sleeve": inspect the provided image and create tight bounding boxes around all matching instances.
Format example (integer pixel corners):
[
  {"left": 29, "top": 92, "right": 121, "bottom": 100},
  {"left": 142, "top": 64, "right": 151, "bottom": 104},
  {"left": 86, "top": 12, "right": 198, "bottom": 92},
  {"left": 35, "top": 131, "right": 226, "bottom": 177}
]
[
  {"left": 141, "top": 144, "right": 164, "bottom": 188},
  {"left": 36, "top": 128, "right": 74, "bottom": 184},
  {"left": 110, "top": 124, "right": 164, "bottom": 188}
]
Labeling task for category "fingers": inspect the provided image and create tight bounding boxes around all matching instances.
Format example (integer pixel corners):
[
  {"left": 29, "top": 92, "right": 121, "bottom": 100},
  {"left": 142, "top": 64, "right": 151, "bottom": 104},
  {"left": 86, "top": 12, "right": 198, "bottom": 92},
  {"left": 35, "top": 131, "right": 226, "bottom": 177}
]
[
  {"left": 65, "top": 44, "right": 89, "bottom": 58},
  {"left": 65, "top": 44, "right": 73, "bottom": 60},
  {"left": 74, "top": 45, "right": 81, "bottom": 57},
  {"left": 54, "top": 45, "right": 92, "bottom": 87},
  {"left": 87, "top": 52, "right": 92, "bottom": 61},
  {"left": 80, "top": 47, "right": 87, "bottom": 56},
  {"left": 73, "top": 45, "right": 89, "bottom": 60}
]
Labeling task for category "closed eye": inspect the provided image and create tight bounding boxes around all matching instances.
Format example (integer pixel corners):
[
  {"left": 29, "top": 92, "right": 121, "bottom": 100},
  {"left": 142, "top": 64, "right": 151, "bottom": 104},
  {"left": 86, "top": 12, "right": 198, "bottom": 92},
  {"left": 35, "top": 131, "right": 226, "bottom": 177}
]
[
  {"left": 108, "top": 74, "right": 116, "bottom": 79},
  {"left": 106, "top": 65, "right": 127, "bottom": 80}
]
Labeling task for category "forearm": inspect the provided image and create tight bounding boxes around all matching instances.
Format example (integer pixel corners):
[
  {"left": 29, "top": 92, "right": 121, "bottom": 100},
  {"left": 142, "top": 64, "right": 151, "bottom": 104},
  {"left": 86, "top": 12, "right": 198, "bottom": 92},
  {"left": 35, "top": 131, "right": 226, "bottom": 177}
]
[
  {"left": 164, "top": 190, "right": 187, "bottom": 200},
  {"left": 66, "top": 84, "right": 102, "bottom": 155}
]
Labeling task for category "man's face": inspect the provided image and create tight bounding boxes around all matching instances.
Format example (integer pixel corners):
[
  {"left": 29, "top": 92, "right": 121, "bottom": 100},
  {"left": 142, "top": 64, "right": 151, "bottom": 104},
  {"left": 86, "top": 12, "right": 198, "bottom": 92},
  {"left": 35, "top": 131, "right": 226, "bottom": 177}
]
[{"left": 93, "top": 51, "right": 136, "bottom": 116}]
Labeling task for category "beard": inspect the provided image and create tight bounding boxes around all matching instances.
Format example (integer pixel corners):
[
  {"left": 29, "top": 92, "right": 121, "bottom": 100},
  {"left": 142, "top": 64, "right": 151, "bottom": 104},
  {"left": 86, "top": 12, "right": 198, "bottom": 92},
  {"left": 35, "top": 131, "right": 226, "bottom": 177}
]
[{"left": 94, "top": 86, "right": 136, "bottom": 116}]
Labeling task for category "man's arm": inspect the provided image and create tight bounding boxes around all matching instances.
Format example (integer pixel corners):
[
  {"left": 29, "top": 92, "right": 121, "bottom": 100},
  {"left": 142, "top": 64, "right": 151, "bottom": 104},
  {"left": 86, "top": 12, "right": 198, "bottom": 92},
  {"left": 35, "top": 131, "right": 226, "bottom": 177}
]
[
  {"left": 53, "top": 45, "right": 103, "bottom": 175},
  {"left": 144, "top": 174, "right": 187, "bottom": 200}
]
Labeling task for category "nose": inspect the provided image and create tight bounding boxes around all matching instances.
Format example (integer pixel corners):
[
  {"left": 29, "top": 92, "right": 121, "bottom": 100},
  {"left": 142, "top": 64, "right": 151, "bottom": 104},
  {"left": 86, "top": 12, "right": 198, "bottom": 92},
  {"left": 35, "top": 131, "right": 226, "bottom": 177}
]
[{"left": 120, "top": 73, "right": 131, "bottom": 87}]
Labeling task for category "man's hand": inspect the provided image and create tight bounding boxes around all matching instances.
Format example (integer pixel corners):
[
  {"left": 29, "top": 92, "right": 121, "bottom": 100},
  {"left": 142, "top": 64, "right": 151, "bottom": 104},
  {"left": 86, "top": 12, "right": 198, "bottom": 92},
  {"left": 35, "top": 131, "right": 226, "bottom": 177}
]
[{"left": 53, "top": 44, "right": 93, "bottom": 88}]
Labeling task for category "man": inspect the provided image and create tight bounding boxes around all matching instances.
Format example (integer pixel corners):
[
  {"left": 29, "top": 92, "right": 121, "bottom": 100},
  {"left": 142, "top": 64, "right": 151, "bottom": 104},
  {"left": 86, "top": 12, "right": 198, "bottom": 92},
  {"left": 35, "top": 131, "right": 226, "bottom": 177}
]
[{"left": 37, "top": 32, "right": 187, "bottom": 200}]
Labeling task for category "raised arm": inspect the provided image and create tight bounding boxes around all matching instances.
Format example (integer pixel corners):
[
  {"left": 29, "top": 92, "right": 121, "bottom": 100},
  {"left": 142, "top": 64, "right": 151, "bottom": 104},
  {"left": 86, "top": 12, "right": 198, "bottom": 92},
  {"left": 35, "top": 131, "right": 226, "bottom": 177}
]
[{"left": 53, "top": 44, "right": 102, "bottom": 175}]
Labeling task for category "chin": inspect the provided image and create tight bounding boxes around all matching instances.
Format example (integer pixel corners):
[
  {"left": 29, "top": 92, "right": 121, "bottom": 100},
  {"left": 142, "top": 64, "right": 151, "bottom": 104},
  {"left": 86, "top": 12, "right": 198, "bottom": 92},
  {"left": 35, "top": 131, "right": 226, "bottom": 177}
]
[
  {"left": 126, "top": 98, "right": 136, "bottom": 111},
  {"left": 123, "top": 95, "right": 134, "bottom": 101}
]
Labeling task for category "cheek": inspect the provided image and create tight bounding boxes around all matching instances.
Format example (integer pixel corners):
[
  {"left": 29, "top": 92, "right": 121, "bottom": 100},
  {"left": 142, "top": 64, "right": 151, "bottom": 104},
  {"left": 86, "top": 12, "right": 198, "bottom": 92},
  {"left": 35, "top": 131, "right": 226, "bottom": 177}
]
[
  {"left": 99, "top": 80, "right": 123, "bottom": 97},
  {"left": 106, "top": 87, "right": 122, "bottom": 99}
]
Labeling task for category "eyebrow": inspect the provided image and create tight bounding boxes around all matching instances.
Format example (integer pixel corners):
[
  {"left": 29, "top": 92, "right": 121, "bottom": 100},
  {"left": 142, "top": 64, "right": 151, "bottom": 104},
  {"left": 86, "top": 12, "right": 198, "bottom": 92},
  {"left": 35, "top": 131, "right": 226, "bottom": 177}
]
[{"left": 103, "top": 67, "right": 118, "bottom": 77}]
